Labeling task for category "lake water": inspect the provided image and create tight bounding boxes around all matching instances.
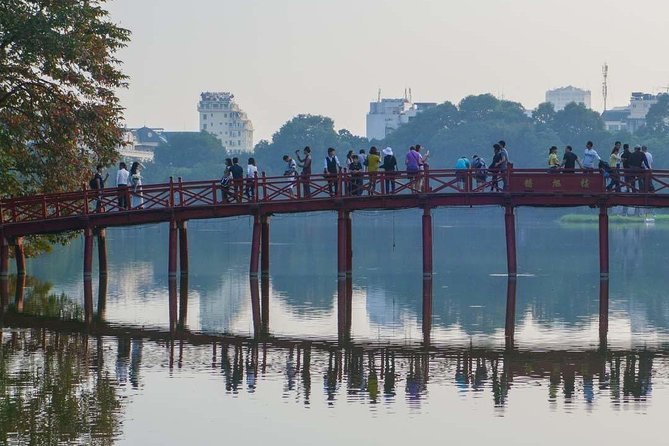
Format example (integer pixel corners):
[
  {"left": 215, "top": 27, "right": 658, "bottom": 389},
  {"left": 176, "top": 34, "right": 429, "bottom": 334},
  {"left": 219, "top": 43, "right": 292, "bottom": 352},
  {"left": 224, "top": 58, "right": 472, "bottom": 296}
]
[{"left": 2, "top": 207, "right": 669, "bottom": 444}]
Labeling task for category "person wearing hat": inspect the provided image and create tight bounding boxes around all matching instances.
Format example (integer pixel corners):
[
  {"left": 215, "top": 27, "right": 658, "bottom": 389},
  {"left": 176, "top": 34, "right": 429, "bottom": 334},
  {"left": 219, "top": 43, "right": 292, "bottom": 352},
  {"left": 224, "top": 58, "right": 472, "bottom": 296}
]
[{"left": 380, "top": 147, "right": 398, "bottom": 193}]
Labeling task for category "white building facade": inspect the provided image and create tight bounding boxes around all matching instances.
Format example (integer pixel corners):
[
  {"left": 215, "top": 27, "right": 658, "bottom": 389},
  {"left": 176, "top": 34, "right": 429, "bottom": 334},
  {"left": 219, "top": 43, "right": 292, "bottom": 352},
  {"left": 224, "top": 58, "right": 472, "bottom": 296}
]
[
  {"left": 366, "top": 98, "right": 436, "bottom": 141},
  {"left": 602, "top": 92, "right": 658, "bottom": 133},
  {"left": 198, "top": 92, "right": 254, "bottom": 152},
  {"left": 545, "top": 86, "right": 591, "bottom": 111}
]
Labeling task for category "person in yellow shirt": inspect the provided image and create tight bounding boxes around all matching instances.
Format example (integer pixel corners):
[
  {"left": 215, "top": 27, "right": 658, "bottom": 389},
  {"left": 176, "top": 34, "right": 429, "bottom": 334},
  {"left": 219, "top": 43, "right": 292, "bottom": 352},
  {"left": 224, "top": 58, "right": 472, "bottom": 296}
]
[
  {"left": 366, "top": 146, "right": 381, "bottom": 194},
  {"left": 548, "top": 146, "right": 560, "bottom": 169}
]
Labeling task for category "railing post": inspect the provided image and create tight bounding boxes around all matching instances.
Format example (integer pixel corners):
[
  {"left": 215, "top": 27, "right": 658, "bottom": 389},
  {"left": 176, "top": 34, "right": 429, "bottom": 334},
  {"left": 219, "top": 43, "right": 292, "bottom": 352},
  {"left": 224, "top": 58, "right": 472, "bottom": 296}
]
[
  {"left": 423, "top": 164, "right": 430, "bottom": 193},
  {"left": 380, "top": 172, "right": 386, "bottom": 195},
  {"left": 254, "top": 172, "right": 259, "bottom": 203},
  {"left": 261, "top": 172, "right": 268, "bottom": 201},
  {"left": 41, "top": 196, "right": 47, "bottom": 219},
  {"left": 336, "top": 171, "right": 343, "bottom": 197},
  {"left": 296, "top": 173, "right": 302, "bottom": 199},
  {"left": 178, "top": 177, "right": 184, "bottom": 206},
  {"left": 82, "top": 183, "right": 89, "bottom": 215},
  {"left": 212, "top": 180, "right": 218, "bottom": 205},
  {"left": 168, "top": 176, "right": 175, "bottom": 208},
  {"left": 504, "top": 205, "right": 517, "bottom": 277}
]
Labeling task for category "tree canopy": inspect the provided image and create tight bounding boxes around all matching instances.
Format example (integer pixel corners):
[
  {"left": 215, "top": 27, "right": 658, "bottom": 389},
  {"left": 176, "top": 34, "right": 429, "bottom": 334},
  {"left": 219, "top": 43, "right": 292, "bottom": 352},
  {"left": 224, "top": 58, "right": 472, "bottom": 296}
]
[{"left": 0, "top": 0, "right": 130, "bottom": 197}]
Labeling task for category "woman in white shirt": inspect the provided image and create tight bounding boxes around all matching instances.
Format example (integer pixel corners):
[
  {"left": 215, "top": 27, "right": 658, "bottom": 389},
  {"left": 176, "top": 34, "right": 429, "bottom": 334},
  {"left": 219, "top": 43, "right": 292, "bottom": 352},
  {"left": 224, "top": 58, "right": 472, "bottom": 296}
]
[{"left": 246, "top": 157, "right": 258, "bottom": 199}]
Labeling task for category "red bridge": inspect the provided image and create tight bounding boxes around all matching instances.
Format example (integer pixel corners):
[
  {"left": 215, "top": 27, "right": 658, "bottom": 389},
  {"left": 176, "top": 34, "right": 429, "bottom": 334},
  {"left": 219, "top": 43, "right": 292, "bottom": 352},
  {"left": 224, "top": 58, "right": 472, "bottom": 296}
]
[{"left": 1, "top": 167, "right": 667, "bottom": 345}]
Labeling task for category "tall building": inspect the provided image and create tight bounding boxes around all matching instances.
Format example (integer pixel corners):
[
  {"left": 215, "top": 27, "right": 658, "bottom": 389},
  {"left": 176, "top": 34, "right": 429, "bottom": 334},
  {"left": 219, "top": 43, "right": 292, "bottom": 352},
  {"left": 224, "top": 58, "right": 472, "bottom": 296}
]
[
  {"left": 198, "top": 92, "right": 254, "bottom": 152},
  {"left": 366, "top": 95, "right": 436, "bottom": 141},
  {"left": 545, "top": 86, "right": 591, "bottom": 111}
]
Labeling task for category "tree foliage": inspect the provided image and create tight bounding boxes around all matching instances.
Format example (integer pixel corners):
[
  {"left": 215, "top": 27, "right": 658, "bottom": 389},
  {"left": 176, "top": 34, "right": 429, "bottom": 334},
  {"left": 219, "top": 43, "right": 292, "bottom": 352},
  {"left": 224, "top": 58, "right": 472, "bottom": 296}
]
[
  {"left": 0, "top": 0, "right": 130, "bottom": 197},
  {"left": 145, "top": 131, "right": 228, "bottom": 183},
  {"left": 252, "top": 114, "right": 367, "bottom": 174}
]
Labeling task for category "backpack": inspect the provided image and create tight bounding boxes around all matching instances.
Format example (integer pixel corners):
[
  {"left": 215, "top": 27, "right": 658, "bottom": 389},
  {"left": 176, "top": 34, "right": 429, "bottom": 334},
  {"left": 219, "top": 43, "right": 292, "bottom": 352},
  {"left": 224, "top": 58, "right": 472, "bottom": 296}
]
[{"left": 89, "top": 175, "right": 99, "bottom": 190}]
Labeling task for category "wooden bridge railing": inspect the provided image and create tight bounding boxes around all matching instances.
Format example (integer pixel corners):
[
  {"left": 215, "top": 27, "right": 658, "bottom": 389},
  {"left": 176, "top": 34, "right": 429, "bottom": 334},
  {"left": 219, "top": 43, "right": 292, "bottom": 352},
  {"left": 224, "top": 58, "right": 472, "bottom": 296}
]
[{"left": 0, "top": 167, "right": 667, "bottom": 225}]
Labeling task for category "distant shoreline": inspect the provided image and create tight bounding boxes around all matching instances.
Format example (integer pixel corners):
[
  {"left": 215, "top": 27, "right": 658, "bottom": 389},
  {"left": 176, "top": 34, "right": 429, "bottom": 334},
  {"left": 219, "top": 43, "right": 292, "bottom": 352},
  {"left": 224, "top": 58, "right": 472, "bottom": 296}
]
[{"left": 560, "top": 213, "right": 666, "bottom": 224}]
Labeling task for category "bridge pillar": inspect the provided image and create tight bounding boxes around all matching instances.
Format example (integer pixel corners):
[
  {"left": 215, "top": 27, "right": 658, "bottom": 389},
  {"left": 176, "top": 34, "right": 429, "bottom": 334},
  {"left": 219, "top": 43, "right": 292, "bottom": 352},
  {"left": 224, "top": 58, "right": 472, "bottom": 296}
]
[
  {"left": 14, "top": 273, "right": 26, "bottom": 312},
  {"left": 1, "top": 237, "right": 9, "bottom": 308},
  {"left": 83, "top": 228, "right": 94, "bottom": 324},
  {"left": 504, "top": 205, "right": 517, "bottom": 277},
  {"left": 250, "top": 215, "right": 261, "bottom": 276},
  {"left": 179, "top": 275, "right": 189, "bottom": 328},
  {"left": 346, "top": 213, "right": 353, "bottom": 276},
  {"left": 422, "top": 277, "right": 433, "bottom": 344},
  {"left": 250, "top": 277, "right": 261, "bottom": 336},
  {"left": 97, "top": 273, "right": 107, "bottom": 321},
  {"left": 96, "top": 229, "right": 107, "bottom": 276},
  {"left": 599, "top": 206, "right": 609, "bottom": 278},
  {"left": 179, "top": 221, "right": 189, "bottom": 277},
  {"left": 261, "top": 275, "right": 270, "bottom": 334},
  {"left": 599, "top": 278, "right": 609, "bottom": 347},
  {"left": 261, "top": 215, "right": 270, "bottom": 276},
  {"left": 168, "top": 278, "right": 177, "bottom": 333},
  {"left": 168, "top": 220, "right": 178, "bottom": 279},
  {"left": 422, "top": 207, "right": 432, "bottom": 277},
  {"left": 14, "top": 237, "right": 25, "bottom": 277},
  {"left": 504, "top": 278, "right": 517, "bottom": 349},
  {"left": 337, "top": 210, "right": 350, "bottom": 339}
]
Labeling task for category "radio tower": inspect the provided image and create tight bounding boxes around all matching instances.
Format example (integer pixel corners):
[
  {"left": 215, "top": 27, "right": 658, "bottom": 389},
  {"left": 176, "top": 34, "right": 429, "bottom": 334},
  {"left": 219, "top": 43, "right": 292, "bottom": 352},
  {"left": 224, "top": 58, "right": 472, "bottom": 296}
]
[{"left": 602, "top": 63, "right": 609, "bottom": 111}]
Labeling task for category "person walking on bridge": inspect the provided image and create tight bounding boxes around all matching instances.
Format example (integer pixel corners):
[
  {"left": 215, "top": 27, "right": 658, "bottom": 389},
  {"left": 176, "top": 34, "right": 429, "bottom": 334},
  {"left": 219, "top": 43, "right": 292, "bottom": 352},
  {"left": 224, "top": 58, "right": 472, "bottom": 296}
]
[
  {"left": 628, "top": 145, "right": 650, "bottom": 192},
  {"left": 324, "top": 148, "right": 341, "bottom": 196},
  {"left": 380, "top": 147, "right": 397, "bottom": 193},
  {"left": 282, "top": 154, "right": 298, "bottom": 198},
  {"left": 405, "top": 146, "right": 422, "bottom": 192},
  {"left": 230, "top": 157, "right": 244, "bottom": 202},
  {"left": 582, "top": 141, "right": 600, "bottom": 171},
  {"left": 295, "top": 146, "right": 312, "bottom": 198},
  {"left": 246, "top": 157, "right": 258, "bottom": 200},
  {"left": 129, "top": 161, "right": 144, "bottom": 209},
  {"left": 116, "top": 162, "right": 129, "bottom": 210},
  {"left": 642, "top": 145, "right": 654, "bottom": 192},
  {"left": 366, "top": 146, "right": 381, "bottom": 195},
  {"left": 561, "top": 145, "right": 582, "bottom": 173},
  {"left": 90, "top": 164, "right": 108, "bottom": 212}
]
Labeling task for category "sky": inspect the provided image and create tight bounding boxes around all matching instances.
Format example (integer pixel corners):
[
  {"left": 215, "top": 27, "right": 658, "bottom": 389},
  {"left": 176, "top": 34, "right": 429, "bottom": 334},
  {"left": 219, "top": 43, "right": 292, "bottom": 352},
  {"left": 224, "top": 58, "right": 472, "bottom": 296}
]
[{"left": 107, "top": 0, "right": 669, "bottom": 142}]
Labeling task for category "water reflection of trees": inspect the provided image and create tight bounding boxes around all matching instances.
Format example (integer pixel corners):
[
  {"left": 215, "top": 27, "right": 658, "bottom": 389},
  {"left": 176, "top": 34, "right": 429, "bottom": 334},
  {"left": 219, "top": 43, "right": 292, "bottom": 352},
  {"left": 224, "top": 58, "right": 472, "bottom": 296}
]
[{"left": 0, "top": 330, "right": 123, "bottom": 445}]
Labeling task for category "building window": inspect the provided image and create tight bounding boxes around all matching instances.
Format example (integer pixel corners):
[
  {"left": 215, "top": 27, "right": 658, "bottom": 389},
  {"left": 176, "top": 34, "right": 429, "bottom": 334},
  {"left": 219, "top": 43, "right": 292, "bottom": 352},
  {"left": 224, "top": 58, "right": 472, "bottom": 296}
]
[
  {"left": 224, "top": 113, "right": 227, "bottom": 118},
  {"left": 238, "top": 140, "right": 241, "bottom": 145},
  {"left": 202, "top": 114, "right": 207, "bottom": 120},
  {"left": 203, "top": 124, "right": 207, "bottom": 130}
]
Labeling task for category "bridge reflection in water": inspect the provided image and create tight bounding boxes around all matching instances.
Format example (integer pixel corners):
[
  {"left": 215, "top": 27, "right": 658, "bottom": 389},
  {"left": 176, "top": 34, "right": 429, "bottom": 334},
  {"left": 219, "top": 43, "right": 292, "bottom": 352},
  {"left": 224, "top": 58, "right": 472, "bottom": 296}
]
[{"left": 0, "top": 320, "right": 657, "bottom": 416}]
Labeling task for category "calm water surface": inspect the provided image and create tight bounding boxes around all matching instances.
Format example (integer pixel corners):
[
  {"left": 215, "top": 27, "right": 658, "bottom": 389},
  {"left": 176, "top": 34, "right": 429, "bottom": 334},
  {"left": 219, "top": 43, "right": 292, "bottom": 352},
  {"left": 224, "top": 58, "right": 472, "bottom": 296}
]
[{"left": 2, "top": 207, "right": 669, "bottom": 444}]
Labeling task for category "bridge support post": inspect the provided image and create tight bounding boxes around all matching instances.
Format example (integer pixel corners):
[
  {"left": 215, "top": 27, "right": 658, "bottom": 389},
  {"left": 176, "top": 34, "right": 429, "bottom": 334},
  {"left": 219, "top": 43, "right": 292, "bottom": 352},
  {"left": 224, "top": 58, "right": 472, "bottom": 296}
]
[
  {"left": 97, "top": 273, "right": 107, "bottom": 321},
  {"left": 250, "top": 277, "right": 261, "bottom": 336},
  {"left": 14, "top": 237, "right": 25, "bottom": 277},
  {"left": 168, "top": 220, "right": 178, "bottom": 279},
  {"left": 599, "top": 206, "right": 609, "bottom": 278},
  {"left": 83, "top": 228, "right": 94, "bottom": 324},
  {"left": 337, "top": 210, "right": 351, "bottom": 339},
  {"left": 179, "top": 221, "right": 189, "bottom": 277},
  {"left": 504, "top": 205, "right": 517, "bottom": 277},
  {"left": 250, "top": 215, "right": 261, "bottom": 276},
  {"left": 15, "top": 273, "right": 26, "bottom": 312},
  {"left": 346, "top": 213, "right": 353, "bottom": 276},
  {"left": 261, "top": 215, "right": 270, "bottom": 276},
  {"left": 168, "top": 278, "right": 177, "bottom": 333},
  {"left": 504, "top": 278, "right": 517, "bottom": 349},
  {"left": 96, "top": 229, "right": 107, "bottom": 276},
  {"left": 422, "top": 207, "right": 432, "bottom": 277},
  {"left": 422, "top": 277, "right": 433, "bottom": 344},
  {"left": 179, "top": 275, "right": 189, "bottom": 328},
  {"left": 1, "top": 237, "right": 9, "bottom": 308},
  {"left": 261, "top": 275, "right": 270, "bottom": 334},
  {"left": 599, "top": 278, "right": 609, "bottom": 347}
]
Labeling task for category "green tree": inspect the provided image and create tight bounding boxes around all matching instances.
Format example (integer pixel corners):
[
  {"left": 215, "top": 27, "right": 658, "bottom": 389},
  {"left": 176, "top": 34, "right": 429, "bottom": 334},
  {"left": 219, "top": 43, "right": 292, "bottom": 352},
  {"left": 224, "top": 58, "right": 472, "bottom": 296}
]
[
  {"left": 532, "top": 102, "right": 556, "bottom": 127},
  {"left": 251, "top": 114, "right": 363, "bottom": 175},
  {"left": 643, "top": 93, "right": 669, "bottom": 136},
  {"left": 146, "top": 131, "right": 228, "bottom": 183},
  {"left": 0, "top": 0, "right": 130, "bottom": 198},
  {"left": 552, "top": 102, "right": 606, "bottom": 145}
]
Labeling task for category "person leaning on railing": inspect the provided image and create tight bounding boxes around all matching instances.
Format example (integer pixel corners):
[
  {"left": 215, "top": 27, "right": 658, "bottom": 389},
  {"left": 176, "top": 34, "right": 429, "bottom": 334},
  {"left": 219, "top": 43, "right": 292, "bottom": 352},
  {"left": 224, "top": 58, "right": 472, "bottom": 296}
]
[{"left": 380, "top": 147, "right": 397, "bottom": 193}]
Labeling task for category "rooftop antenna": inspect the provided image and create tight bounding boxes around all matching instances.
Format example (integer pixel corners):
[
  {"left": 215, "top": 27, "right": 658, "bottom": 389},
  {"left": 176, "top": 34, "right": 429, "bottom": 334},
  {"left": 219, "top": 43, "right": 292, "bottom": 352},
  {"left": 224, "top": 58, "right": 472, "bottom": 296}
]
[
  {"left": 377, "top": 88, "right": 381, "bottom": 102},
  {"left": 409, "top": 88, "right": 413, "bottom": 103},
  {"left": 404, "top": 88, "right": 408, "bottom": 101},
  {"left": 602, "top": 63, "right": 609, "bottom": 111}
]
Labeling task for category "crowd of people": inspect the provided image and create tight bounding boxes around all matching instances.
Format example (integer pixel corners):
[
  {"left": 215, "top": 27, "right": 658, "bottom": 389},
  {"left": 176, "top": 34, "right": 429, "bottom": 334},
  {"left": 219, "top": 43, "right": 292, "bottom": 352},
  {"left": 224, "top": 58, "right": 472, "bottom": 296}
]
[{"left": 92, "top": 140, "right": 658, "bottom": 209}]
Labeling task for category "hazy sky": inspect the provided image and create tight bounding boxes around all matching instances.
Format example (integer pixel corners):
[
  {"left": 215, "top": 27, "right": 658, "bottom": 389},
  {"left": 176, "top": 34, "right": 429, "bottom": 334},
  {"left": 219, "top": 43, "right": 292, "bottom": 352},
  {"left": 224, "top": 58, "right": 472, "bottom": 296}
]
[{"left": 108, "top": 0, "right": 669, "bottom": 142}]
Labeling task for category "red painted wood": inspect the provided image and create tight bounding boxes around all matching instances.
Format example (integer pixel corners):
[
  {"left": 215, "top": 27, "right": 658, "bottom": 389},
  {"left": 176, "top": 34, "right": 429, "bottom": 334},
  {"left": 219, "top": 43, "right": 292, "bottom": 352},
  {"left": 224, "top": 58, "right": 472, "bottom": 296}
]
[
  {"left": 599, "top": 206, "right": 609, "bottom": 277},
  {"left": 504, "top": 206, "right": 517, "bottom": 277},
  {"left": 422, "top": 207, "right": 432, "bottom": 277},
  {"left": 261, "top": 215, "right": 270, "bottom": 275},
  {"left": 250, "top": 215, "right": 261, "bottom": 275}
]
